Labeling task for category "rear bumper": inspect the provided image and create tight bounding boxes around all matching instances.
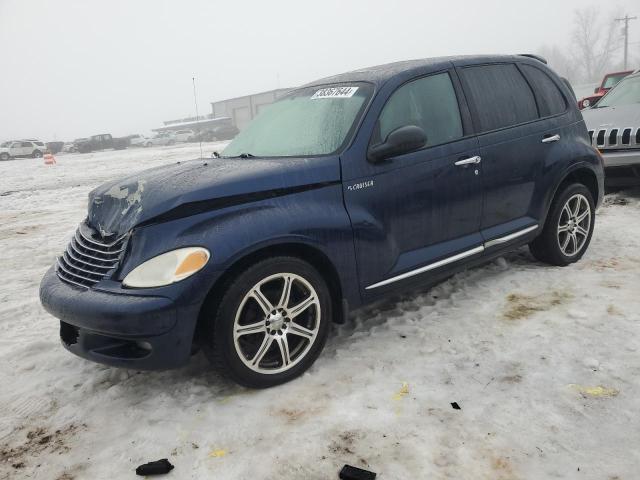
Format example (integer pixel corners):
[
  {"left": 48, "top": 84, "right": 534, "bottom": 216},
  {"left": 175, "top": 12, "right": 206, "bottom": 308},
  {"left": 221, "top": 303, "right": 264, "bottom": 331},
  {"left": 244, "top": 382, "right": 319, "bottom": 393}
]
[{"left": 39, "top": 266, "right": 197, "bottom": 370}]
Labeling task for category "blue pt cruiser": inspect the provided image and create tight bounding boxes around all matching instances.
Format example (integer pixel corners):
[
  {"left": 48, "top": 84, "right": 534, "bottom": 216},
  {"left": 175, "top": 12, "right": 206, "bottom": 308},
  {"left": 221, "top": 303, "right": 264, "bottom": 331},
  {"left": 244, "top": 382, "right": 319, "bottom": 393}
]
[{"left": 40, "top": 55, "right": 604, "bottom": 388}]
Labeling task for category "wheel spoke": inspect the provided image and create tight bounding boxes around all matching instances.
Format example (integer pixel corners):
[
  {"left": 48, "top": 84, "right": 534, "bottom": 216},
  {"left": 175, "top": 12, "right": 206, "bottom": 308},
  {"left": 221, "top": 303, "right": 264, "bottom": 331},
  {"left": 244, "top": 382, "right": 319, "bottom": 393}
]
[
  {"left": 576, "top": 225, "right": 588, "bottom": 237},
  {"left": 571, "top": 197, "right": 581, "bottom": 217},
  {"left": 250, "top": 334, "right": 273, "bottom": 366},
  {"left": 235, "top": 321, "right": 265, "bottom": 337},
  {"left": 288, "top": 322, "right": 315, "bottom": 339},
  {"left": 570, "top": 233, "right": 578, "bottom": 254},
  {"left": 561, "top": 234, "right": 571, "bottom": 252},
  {"left": 289, "top": 295, "right": 317, "bottom": 319},
  {"left": 576, "top": 209, "right": 590, "bottom": 223},
  {"left": 278, "top": 275, "right": 293, "bottom": 309},
  {"left": 275, "top": 335, "right": 291, "bottom": 366},
  {"left": 558, "top": 223, "right": 571, "bottom": 233},
  {"left": 251, "top": 287, "right": 274, "bottom": 315},
  {"left": 562, "top": 204, "right": 572, "bottom": 221}
]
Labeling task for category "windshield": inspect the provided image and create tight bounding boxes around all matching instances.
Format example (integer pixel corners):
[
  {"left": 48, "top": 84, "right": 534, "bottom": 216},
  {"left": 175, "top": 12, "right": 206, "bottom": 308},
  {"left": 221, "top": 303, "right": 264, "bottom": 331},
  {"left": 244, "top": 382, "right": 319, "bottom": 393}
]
[
  {"left": 597, "top": 76, "right": 640, "bottom": 108},
  {"left": 602, "top": 73, "right": 628, "bottom": 90},
  {"left": 223, "top": 83, "right": 373, "bottom": 157}
]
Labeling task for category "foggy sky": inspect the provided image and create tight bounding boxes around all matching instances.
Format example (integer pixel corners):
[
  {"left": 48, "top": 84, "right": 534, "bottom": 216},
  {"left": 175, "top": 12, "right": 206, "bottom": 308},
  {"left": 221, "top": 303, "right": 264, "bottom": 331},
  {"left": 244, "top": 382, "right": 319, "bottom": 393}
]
[{"left": 1, "top": 0, "right": 638, "bottom": 142}]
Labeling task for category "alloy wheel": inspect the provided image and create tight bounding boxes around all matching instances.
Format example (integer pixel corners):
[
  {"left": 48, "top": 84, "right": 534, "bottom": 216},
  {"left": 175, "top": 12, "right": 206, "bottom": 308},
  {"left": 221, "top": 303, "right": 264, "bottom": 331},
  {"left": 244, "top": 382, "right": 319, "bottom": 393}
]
[
  {"left": 557, "top": 193, "right": 591, "bottom": 257},
  {"left": 233, "top": 273, "right": 321, "bottom": 375}
]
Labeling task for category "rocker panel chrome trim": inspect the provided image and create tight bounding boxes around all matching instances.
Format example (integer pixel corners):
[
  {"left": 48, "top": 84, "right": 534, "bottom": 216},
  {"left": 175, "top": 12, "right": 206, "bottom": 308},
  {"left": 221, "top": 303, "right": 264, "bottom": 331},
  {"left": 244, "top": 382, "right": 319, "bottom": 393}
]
[{"left": 365, "top": 224, "right": 539, "bottom": 290}]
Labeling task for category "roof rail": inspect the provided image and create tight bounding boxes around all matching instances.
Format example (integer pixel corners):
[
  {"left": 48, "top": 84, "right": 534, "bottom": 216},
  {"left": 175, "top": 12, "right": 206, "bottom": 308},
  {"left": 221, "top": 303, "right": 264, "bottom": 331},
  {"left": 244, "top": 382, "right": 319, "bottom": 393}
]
[{"left": 517, "top": 54, "right": 548, "bottom": 64}]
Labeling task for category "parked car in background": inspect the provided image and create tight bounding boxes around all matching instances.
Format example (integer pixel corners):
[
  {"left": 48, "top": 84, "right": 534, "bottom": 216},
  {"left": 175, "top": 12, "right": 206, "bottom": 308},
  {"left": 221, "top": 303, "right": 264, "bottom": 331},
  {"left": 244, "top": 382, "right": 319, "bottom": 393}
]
[
  {"left": 583, "top": 70, "right": 640, "bottom": 187},
  {"left": 128, "top": 134, "right": 149, "bottom": 147},
  {"left": 190, "top": 124, "right": 240, "bottom": 143},
  {"left": 41, "top": 54, "right": 604, "bottom": 388},
  {"left": 62, "top": 142, "right": 78, "bottom": 153},
  {"left": 76, "top": 134, "right": 130, "bottom": 153},
  {"left": 145, "top": 132, "right": 176, "bottom": 147},
  {"left": 578, "top": 70, "right": 633, "bottom": 109},
  {"left": 0, "top": 140, "right": 46, "bottom": 160},
  {"left": 173, "top": 129, "right": 194, "bottom": 142},
  {"left": 46, "top": 141, "right": 64, "bottom": 154}
]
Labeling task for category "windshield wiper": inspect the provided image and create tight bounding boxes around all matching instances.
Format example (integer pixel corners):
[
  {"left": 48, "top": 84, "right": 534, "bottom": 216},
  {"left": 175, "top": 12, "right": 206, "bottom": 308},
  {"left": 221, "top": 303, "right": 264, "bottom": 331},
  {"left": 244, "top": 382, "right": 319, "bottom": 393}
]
[{"left": 238, "top": 153, "right": 255, "bottom": 158}]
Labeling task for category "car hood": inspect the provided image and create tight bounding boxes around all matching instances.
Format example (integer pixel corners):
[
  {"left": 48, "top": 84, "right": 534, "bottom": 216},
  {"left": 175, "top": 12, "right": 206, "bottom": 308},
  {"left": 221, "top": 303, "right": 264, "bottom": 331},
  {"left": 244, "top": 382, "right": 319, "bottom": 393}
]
[
  {"left": 582, "top": 104, "right": 640, "bottom": 130},
  {"left": 87, "top": 156, "right": 341, "bottom": 237}
]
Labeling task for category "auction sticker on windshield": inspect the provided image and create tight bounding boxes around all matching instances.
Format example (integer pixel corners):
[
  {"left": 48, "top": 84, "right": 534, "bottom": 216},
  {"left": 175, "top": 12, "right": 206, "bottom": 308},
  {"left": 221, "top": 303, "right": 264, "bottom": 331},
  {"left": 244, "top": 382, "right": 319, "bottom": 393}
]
[{"left": 311, "top": 86, "right": 359, "bottom": 99}]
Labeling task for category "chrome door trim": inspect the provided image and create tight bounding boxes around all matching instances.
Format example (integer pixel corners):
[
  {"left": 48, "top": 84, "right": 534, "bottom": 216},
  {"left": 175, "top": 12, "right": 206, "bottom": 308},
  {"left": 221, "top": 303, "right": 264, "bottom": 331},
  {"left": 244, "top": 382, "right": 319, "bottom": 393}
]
[
  {"left": 484, "top": 224, "right": 538, "bottom": 248},
  {"left": 365, "top": 224, "right": 539, "bottom": 290},
  {"left": 541, "top": 134, "right": 561, "bottom": 143},
  {"left": 365, "top": 245, "right": 485, "bottom": 290},
  {"left": 454, "top": 155, "right": 482, "bottom": 166}
]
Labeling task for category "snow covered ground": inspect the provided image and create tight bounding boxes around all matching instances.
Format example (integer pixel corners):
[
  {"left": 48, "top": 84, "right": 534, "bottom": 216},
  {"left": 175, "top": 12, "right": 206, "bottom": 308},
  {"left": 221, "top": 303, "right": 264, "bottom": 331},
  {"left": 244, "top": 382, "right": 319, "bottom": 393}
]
[{"left": 1, "top": 145, "right": 639, "bottom": 480}]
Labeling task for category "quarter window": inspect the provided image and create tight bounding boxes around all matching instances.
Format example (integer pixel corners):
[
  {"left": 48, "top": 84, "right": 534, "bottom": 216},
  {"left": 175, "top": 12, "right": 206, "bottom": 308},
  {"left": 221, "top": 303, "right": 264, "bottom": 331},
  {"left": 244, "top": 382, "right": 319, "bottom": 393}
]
[
  {"left": 376, "top": 72, "right": 463, "bottom": 147},
  {"left": 460, "top": 64, "right": 538, "bottom": 132},
  {"left": 520, "top": 64, "right": 567, "bottom": 117}
]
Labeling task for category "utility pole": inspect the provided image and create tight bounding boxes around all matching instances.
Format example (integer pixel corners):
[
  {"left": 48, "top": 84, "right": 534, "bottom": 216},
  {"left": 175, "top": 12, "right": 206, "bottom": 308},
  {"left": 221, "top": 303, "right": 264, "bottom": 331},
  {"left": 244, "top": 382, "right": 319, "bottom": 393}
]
[{"left": 615, "top": 14, "right": 637, "bottom": 70}]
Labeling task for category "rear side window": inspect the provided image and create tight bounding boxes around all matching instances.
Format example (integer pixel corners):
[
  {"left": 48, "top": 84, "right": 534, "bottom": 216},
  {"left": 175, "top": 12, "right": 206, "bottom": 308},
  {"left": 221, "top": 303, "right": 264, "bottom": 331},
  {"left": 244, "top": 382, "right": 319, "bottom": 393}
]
[
  {"left": 520, "top": 64, "right": 567, "bottom": 117},
  {"left": 377, "top": 72, "right": 463, "bottom": 147},
  {"left": 460, "top": 64, "right": 538, "bottom": 132}
]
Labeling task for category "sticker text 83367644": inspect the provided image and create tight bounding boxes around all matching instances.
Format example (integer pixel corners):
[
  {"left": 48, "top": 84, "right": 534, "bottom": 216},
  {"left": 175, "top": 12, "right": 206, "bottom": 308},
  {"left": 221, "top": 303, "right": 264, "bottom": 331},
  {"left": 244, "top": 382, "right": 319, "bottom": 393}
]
[{"left": 311, "top": 86, "right": 359, "bottom": 99}]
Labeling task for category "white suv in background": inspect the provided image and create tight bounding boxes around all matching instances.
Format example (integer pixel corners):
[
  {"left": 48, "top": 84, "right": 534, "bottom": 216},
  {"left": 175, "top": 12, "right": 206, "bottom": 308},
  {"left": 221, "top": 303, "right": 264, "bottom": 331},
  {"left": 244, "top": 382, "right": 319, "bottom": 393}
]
[
  {"left": 173, "top": 129, "right": 194, "bottom": 142},
  {"left": 0, "top": 140, "right": 46, "bottom": 160}
]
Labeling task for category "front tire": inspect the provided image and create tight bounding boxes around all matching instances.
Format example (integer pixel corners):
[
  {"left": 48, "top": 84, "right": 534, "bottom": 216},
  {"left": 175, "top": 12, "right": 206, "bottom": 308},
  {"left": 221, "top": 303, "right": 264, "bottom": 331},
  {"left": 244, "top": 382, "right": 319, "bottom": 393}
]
[
  {"left": 529, "top": 183, "right": 595, "bottom": 266},
  {"left": 0, "top": 153, "right": 9, "bottom": 161},
  {"left": 32, "top": 150, "right": 43, "bottom": 158},
  {"left": 202, "top": 256, "right": 332, "bottom": 388}
]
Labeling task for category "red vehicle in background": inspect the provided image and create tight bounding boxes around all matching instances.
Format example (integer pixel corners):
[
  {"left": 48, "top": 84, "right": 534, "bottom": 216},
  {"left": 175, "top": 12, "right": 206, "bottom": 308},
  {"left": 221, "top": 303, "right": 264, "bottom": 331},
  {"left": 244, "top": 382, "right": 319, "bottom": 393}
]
[{"left": 578, "top": 70, "right": 633, "bottom": 109}]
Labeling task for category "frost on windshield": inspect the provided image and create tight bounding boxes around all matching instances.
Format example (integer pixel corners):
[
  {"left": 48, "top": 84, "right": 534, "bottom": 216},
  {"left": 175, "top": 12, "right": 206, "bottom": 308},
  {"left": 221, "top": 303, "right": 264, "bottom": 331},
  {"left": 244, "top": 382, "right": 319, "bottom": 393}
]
[{"left": 223, "top": 84, "right": 370, "bottom": 157}]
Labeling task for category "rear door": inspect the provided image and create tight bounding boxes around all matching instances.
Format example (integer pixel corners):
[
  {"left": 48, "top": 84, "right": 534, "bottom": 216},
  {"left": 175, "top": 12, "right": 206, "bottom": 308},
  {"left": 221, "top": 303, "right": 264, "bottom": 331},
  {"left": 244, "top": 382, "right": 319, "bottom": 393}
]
[
  {"left": 343, "top": 71, "right": 484, "bottom": 294},
  {"left": 457, "top": 62, "right": 562, "bottom": 246}
]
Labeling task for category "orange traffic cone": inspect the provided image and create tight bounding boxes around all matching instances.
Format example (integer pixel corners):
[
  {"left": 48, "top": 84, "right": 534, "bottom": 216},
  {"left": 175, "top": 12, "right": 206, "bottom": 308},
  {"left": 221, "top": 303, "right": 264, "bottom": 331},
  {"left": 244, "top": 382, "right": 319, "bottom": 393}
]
[{"left": 44, "top": 151, "right": 56, "bottom": 165}]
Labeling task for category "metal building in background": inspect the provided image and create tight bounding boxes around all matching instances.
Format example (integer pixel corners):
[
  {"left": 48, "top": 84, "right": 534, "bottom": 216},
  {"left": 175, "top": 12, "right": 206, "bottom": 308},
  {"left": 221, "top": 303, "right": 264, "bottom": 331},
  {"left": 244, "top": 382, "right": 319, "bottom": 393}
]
[{"left": 210, "top": 88, "right": 291, "bottom": 131}]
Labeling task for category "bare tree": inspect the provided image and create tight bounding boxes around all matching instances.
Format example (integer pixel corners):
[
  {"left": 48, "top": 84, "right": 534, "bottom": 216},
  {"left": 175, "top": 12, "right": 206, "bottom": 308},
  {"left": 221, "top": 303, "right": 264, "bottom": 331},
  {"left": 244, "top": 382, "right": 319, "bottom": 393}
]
[
  {"left": 537, "top": 44, "right": 579, "bottom": 84},
  {"left": 571, "top": 7, "right": 622, "bottom": 83}
]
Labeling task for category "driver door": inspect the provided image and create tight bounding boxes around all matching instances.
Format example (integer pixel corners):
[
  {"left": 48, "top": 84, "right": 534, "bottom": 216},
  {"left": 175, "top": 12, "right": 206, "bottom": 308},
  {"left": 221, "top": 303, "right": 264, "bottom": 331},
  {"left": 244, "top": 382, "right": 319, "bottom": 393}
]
[{"left": 343, "top": 71, "right": 483, "bottom": 296}]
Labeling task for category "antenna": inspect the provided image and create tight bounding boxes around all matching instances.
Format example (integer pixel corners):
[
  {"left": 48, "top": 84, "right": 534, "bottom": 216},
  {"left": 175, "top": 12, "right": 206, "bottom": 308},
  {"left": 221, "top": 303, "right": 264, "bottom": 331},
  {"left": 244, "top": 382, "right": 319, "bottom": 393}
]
[{"left": 192, "top": 76, "right": 203, "bottom": 160}]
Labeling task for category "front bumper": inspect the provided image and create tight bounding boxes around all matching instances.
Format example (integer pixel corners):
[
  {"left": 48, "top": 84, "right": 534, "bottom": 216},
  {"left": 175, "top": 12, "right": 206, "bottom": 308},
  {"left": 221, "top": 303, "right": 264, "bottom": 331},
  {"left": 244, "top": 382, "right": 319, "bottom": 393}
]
[
  {"left": 601, "top": 150, "right": 640, "bottom": 187},
  {"left": 39, "top": 266, "right": 197, "bottom": 370},
  {"left": 601, "top": 149, "right": 640, "bottom": 168}
]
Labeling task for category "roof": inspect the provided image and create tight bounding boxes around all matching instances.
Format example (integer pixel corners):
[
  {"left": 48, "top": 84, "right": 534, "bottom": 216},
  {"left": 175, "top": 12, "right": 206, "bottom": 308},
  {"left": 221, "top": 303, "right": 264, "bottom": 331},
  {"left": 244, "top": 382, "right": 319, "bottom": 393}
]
[{"left": 302, "top": 54, "right": 545, "bottom": 88}]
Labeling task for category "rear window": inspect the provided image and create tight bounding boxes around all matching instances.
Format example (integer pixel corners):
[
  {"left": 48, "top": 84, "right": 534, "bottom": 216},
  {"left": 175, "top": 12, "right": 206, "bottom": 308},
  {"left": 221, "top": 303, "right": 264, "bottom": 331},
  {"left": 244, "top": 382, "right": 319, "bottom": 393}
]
[
  {"left": 520, "top": 64, "right": 566, "bottom": 117},
  {"left": 460, "top": 64, "right": 538, "bottom": 132}
]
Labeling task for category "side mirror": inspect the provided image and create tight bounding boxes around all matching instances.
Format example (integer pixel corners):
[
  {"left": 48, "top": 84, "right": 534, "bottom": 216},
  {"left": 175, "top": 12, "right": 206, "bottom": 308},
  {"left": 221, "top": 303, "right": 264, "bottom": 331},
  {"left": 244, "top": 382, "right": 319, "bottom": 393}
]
[{"left": 368, "top": 125, "right": 427, "bottom": 163}]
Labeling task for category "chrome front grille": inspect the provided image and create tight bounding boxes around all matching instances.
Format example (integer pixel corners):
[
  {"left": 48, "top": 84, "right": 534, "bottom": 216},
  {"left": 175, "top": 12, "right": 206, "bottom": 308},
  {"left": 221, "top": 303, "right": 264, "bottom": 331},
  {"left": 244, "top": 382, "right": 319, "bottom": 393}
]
[
  {"left": 589, "top": 127, "right": 640, "bottom": 150},
  {"left": 56, "top": 223, "right": 128, "bottom": 289}
]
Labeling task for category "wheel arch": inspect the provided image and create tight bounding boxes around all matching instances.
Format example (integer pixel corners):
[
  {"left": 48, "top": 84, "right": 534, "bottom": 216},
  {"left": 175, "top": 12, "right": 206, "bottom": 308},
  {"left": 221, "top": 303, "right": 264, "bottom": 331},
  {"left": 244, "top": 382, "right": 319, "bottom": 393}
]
[
  {"left": 194, "top": 241, "right": 346, "bottom": 345},
  {"left": 544, "top": 164, "right": 601, "bottom": 221}
]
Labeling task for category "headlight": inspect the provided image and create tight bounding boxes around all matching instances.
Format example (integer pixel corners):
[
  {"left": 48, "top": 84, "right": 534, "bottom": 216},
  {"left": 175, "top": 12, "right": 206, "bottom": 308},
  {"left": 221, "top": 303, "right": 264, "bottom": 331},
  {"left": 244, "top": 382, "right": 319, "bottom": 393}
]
[
  {"left": 582, "top": 99, "right": 591, "bottom": 107},
  {"left": 122, "top": 247, "right": 210, "bottom": 288}
]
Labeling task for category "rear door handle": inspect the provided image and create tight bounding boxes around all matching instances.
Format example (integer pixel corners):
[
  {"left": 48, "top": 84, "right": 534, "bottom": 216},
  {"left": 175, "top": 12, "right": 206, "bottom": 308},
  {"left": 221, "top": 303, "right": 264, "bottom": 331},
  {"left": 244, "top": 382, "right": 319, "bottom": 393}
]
[
  {"left": 542, "top": 134, "right": 561, "bottom": 143},
  {"left": 454, "top": 155, "right": 481, "bottom": 166}
]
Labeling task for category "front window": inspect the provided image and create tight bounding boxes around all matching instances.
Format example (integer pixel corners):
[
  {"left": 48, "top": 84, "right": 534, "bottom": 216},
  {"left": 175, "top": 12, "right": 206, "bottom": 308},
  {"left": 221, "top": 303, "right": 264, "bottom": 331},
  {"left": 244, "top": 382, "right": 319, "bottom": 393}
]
[
  {"left": 597, "top": 76, "right": 640, "bottom": 108},
  {"left": 223, "top": 83, "right": 373, "bottom": 157},
  {"left": 602, "top": 73, "right": 629, "bottom": 90}
]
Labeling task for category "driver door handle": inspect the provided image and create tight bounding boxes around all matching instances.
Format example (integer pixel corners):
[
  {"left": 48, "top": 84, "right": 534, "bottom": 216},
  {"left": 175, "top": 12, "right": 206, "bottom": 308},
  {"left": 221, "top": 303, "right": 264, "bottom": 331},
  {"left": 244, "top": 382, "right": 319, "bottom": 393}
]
[{"left": 455, "top": 155, "right": 482, "bottom": 166}]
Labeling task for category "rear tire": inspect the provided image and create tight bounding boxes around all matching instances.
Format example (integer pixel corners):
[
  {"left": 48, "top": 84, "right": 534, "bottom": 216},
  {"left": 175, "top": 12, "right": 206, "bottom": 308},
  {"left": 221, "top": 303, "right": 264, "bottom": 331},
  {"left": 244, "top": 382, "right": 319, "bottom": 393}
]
[
  {"left": 529, "top": 183, "right": 595, "bottom": 266},
  {"left": 0, "top": 153, "right": 9, "bottom": 161},
  {"left": 202, "top": 256, "right": 332, "bottom": 388}
]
